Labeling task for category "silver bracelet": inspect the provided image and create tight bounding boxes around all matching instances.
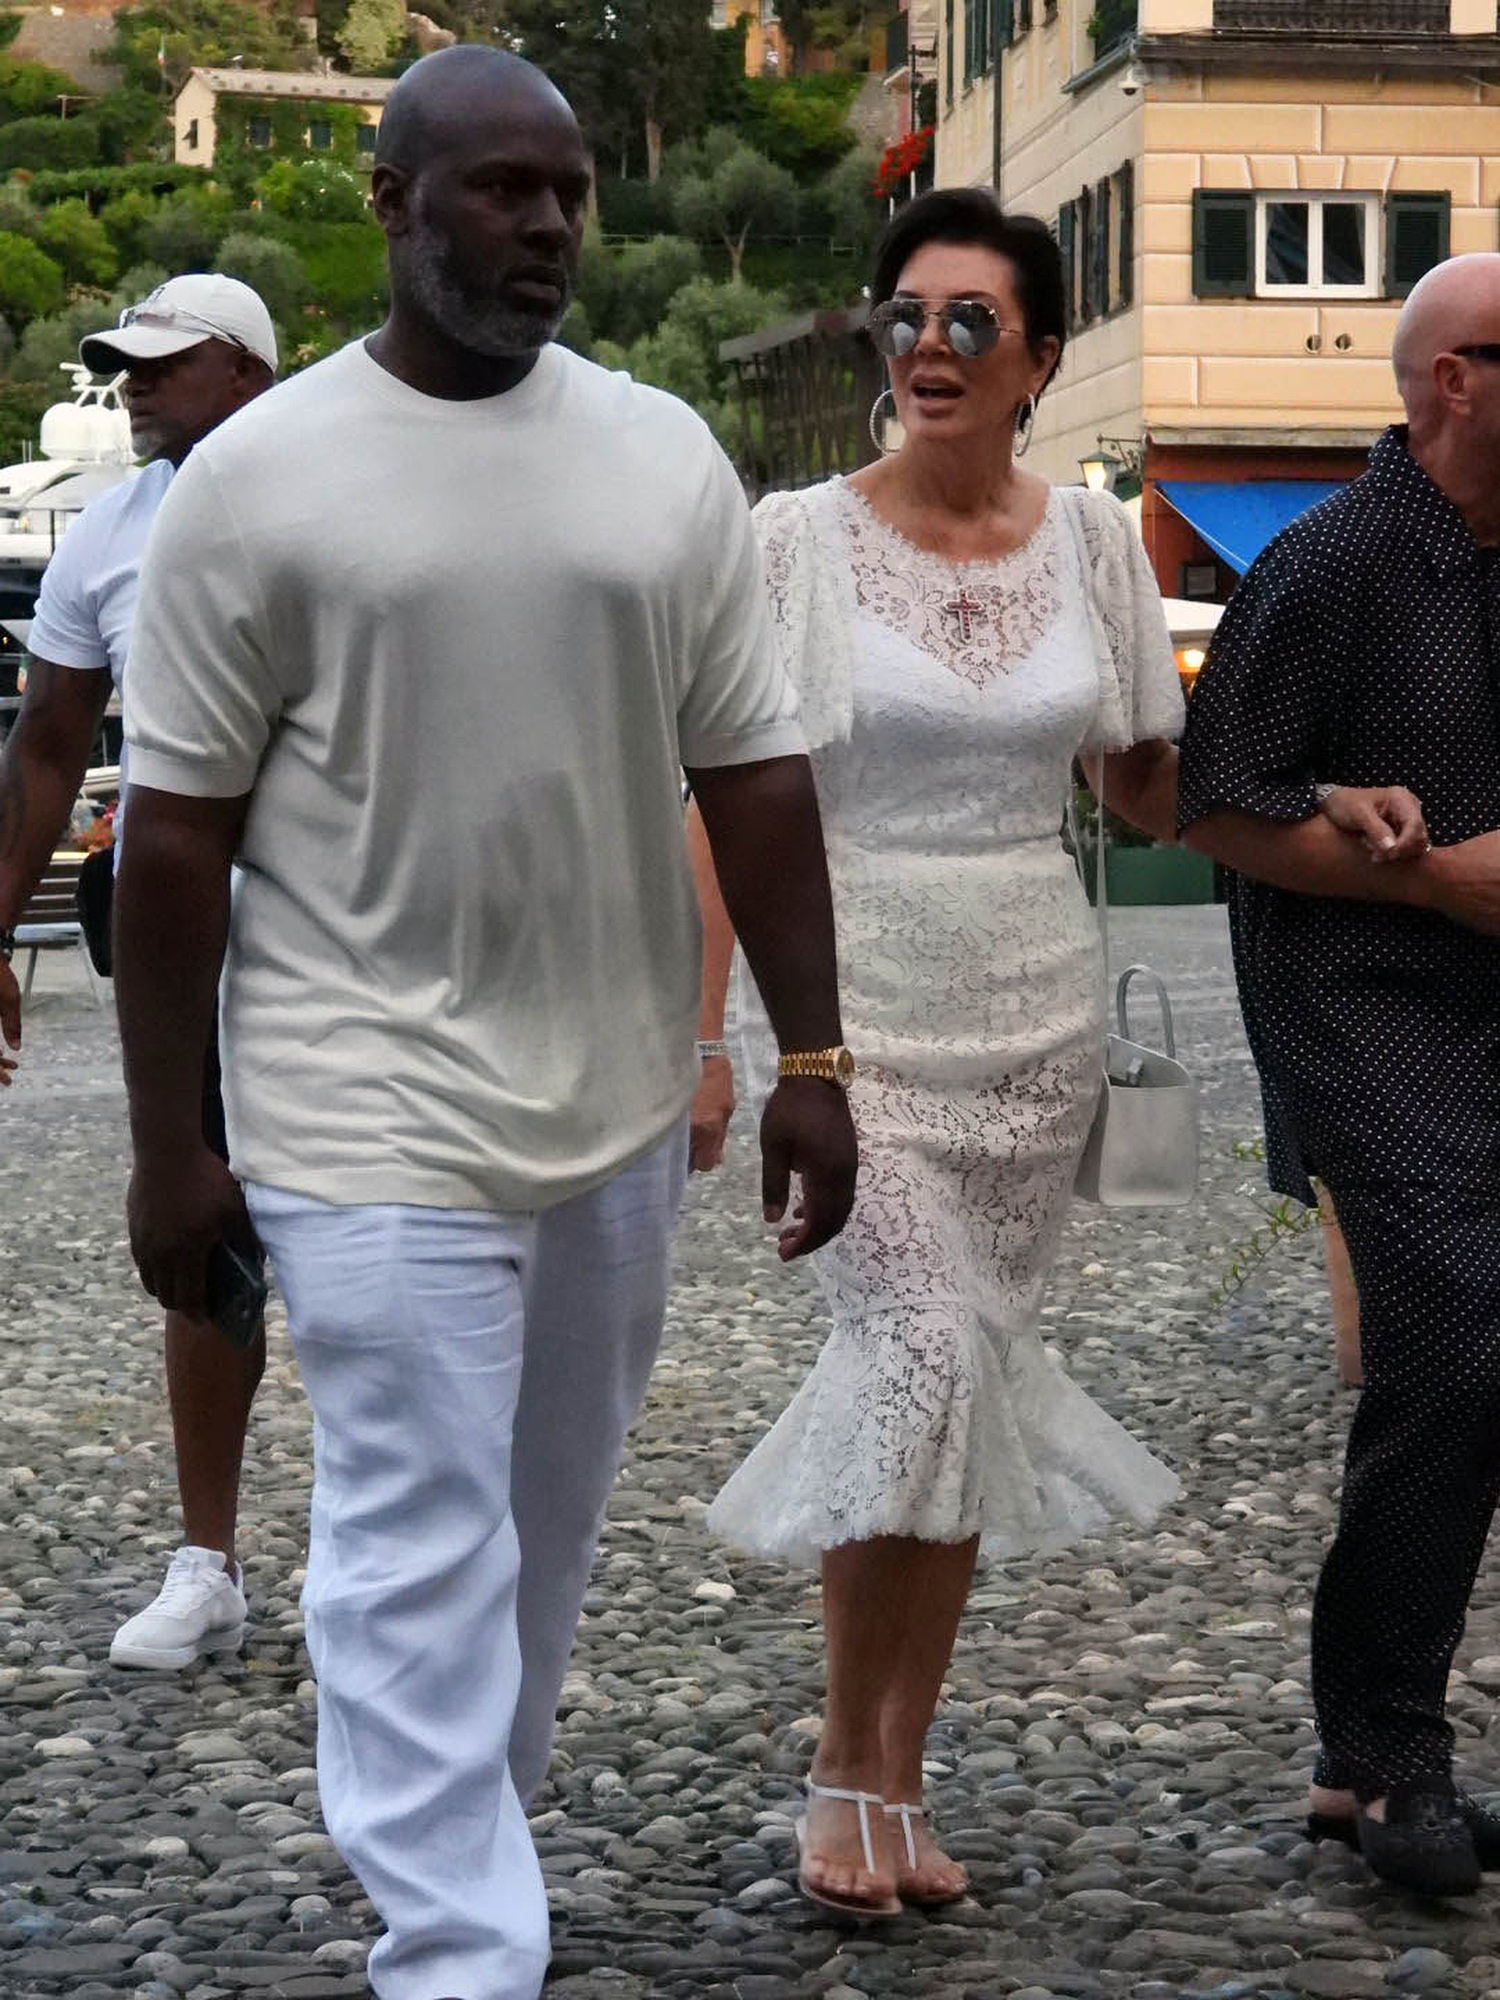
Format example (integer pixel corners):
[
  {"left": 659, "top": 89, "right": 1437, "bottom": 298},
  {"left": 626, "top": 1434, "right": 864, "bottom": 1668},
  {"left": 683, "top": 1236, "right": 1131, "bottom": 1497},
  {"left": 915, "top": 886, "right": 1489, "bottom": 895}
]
[
  {"left": 695, "top": 1038, "right": 730, "bottom": 1061},
  {"left": 1313, "top": 783, "right": 1342, "bottom": 807}
]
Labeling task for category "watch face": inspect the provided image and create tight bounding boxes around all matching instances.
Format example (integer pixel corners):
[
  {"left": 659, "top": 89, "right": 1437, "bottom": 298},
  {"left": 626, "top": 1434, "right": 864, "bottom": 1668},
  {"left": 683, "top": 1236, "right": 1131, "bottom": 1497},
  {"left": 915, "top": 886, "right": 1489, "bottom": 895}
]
[{"left": 834, "top": 1045, "right": 856, "bottom": 1087}]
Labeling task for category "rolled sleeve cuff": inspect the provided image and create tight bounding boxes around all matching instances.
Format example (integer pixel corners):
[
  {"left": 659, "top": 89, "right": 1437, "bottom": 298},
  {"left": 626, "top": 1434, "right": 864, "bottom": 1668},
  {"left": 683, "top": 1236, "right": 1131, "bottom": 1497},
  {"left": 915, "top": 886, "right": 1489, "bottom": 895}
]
[
  {"left": 1176, "top": 773, "right": 1318, "bottom": 837},
  {"left": 123, "top": 747, "right": 257, "bottom": 799},
  {"left": 680, "top": 717, "right": 808, "bottom": 770}
]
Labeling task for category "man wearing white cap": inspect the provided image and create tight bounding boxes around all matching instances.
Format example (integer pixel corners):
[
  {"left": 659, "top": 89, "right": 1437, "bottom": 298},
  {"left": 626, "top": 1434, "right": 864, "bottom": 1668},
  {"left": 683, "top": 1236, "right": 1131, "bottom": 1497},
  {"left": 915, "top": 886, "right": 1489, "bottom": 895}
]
[{"left": 0, "top": 273, "right": 277, "bottom": 1669}]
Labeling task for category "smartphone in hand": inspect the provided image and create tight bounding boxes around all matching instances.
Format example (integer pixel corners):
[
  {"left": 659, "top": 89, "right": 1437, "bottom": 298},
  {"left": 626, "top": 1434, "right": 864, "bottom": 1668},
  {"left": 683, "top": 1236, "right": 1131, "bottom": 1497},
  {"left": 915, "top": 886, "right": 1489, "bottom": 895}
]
[{"left": 204, "top": 1239, "right": 268, "bottom": 1349}]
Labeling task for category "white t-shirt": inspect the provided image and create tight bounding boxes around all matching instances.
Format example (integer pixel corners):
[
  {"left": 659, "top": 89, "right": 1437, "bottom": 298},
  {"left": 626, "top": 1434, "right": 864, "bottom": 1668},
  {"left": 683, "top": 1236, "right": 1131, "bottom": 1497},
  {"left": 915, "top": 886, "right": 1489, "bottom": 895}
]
[
  {"left": 26, "top": 459, "right": 169, "bottom": 839},
  {"left": 124, "top": 339, "right": 803, "bottom": 1214}
]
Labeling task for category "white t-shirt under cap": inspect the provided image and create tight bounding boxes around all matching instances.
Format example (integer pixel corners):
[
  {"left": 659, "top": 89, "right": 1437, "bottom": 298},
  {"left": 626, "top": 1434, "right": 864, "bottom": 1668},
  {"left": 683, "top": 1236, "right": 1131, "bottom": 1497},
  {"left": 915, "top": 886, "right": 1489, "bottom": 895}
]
[{"left": 124, "top": 339, "right": 804, "bottom": 1213}]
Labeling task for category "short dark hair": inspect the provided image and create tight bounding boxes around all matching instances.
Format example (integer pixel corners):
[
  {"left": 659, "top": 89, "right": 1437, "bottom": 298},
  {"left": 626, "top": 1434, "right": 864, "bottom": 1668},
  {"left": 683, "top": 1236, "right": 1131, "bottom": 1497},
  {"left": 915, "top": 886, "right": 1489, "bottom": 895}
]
[{"left": 870, "top": 189, "right": 1066, "bottom": 389}]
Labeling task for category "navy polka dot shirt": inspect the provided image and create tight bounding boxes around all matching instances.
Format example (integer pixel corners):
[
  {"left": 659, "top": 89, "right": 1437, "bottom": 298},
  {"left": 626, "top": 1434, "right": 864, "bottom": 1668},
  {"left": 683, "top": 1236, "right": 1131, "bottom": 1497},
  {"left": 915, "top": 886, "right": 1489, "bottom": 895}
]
[{"left": 1177, "top": 426, "right": 1500, "bottom": 1204}]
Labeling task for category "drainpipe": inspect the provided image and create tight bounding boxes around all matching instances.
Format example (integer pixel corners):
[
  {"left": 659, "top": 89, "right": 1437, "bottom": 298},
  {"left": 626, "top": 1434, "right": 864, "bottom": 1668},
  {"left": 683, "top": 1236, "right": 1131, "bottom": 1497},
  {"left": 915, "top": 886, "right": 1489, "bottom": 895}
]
[{"left": 991, "top": 0, "right": 1004, "bottom": 201}]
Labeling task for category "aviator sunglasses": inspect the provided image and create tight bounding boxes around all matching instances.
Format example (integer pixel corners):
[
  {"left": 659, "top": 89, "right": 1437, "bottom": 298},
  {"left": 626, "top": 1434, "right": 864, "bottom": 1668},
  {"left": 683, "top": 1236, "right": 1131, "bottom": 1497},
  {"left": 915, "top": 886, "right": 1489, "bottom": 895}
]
[
  {"left": 117, "top": 289, "right": 250, "bottom": 355},
  {"left": 867, "top": 295, "right": 1022, "bottom": 360}
]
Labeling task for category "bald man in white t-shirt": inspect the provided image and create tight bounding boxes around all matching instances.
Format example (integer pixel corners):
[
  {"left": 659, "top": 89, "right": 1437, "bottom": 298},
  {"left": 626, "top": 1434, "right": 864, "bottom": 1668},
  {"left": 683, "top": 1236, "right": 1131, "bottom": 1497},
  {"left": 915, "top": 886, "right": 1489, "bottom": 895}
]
[{"left": 115, "top": 49, "right": 856, "bottom": 2000}]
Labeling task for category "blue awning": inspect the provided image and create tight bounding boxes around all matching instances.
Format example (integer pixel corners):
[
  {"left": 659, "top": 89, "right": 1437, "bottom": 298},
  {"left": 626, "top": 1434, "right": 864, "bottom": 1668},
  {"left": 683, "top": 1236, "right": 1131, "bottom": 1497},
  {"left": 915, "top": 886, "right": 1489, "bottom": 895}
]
[{"left": 1158, "top": 479, "right": 1346, "bottom": 576}]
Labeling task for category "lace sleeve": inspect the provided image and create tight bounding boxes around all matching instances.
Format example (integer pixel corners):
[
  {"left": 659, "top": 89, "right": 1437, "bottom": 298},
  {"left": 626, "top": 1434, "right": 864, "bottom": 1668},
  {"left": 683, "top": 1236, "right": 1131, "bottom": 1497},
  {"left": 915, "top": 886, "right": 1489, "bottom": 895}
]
[
  {"left": 751, "top": 484, "right": 853, "bottom": 750},
  {"left": 1070, "top": 489, "right": 1186, "bottom": 753}
]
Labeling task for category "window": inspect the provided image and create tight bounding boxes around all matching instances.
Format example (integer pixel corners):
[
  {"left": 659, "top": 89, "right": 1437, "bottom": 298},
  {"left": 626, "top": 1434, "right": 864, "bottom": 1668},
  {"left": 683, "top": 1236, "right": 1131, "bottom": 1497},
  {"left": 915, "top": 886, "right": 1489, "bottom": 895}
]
[
  {"left": 356, "top": 122, "right": 377, "bottom": 155},
  {"left": 1016, "top": 0, "right": 1032, "bottom": 30},
  {"left": 945, "top": 0, "right": 954, "bottom": 101},
  {"left": 308, "top": 119, "right": 332, "bottom": 150},
  {"left": 185, "top": 117, "right": 199, "bottom": 152},
  {"left": 1193, "top": 188, "right": 1448, "bottom": 300},
  {"left": 248, "top": 116, "right": 272, "bottom": 147},
  {"left": 1258, "top": 192, "right": 1378, "bottom": 296}
]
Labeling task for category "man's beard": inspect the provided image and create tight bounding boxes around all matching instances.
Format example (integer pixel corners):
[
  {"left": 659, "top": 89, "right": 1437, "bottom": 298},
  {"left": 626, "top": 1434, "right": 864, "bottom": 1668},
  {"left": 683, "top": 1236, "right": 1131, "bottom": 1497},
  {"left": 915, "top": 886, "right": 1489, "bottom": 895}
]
[{"left": 403, "top": 218, "right": 571, "bottom": 359}]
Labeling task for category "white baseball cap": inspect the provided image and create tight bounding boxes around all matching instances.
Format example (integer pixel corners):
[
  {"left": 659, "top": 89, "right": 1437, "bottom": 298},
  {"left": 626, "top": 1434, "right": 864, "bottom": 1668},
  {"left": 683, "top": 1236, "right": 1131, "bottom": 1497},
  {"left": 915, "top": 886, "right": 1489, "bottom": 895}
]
[{"left": 79, "top": 274, "right": 278, "bottom": 375}]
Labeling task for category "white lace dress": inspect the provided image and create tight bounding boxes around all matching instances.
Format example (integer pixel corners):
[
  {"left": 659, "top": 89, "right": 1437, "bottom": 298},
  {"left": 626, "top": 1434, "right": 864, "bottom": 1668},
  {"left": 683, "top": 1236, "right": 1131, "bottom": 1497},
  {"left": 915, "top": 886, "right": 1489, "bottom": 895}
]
[{"left": 705, "top": 477, "right": 1186, "bottom": 1567}]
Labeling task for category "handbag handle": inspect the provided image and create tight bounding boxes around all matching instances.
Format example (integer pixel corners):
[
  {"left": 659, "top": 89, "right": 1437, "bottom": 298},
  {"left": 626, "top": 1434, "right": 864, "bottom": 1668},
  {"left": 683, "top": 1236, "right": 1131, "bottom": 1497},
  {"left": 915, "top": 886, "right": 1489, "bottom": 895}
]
[{"left": 1116, "top": 963, "right": 1177, "bottom": 1059}]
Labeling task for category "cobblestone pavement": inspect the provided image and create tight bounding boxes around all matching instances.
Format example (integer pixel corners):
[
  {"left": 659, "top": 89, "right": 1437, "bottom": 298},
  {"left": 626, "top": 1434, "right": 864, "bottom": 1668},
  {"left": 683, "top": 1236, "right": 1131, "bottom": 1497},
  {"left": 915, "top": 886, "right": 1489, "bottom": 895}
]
[{"left": 2, "top": 911, "right": 1498, "bottom": 2000}]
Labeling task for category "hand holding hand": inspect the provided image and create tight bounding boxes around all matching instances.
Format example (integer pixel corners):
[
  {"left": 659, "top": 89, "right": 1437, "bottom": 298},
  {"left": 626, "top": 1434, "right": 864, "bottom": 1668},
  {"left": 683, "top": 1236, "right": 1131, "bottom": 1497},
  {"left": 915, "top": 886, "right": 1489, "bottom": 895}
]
[
  {"left": 688, "top": 1053, "right": 736, "bottom": 1173},
  {"left": 759, "top": 1076, "right": 858, "bottom": 1261},
  {"left": 0, "top": 956, "right": 18, "bottom": 1088},
  {"left": 128, "top": 1140, "right": 259, "bottom": 1318},
  {"left": 1318, "top": 784, "right": 1429, "bottom": 862}
]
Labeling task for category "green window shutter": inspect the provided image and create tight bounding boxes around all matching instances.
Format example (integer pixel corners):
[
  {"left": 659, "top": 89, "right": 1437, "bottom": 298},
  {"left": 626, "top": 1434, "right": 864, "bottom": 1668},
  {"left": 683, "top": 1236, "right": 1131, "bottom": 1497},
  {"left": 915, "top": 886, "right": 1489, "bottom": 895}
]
[
  {"left": 992, "top": 0, "right": 1011, "bottom": 57},
  {"left": 1058, "top": 201, "right": 1076, "bottom": 330},
  {"left": 1385, "top": 192, "right": 1449, "bottom": 298},
  {"left": 963, "top": 0, "right": 973, "bottom": 81},
  {"left": 1116, "top": 159, "right": 1134, "bottom": 307},
  {"left": 1192, "top": 189, "right": 1253, "bottom": 297},
  {"left": 945, "top": 0, "right": 955, "bottom": 100},
  {"left": 1093, "top": 177, "right": 1112, "bottom": 314}
]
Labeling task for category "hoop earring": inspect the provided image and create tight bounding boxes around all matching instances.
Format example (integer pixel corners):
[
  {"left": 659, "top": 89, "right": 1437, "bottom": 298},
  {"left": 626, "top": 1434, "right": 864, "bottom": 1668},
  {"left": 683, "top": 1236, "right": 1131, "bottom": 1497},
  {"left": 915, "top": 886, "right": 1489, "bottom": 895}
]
[
  {"left": 1013, "top": 393, "right": 1037, "bottom": 458},
  {"left": 868, "top": 386, "right": 901, "bottom": 458}
]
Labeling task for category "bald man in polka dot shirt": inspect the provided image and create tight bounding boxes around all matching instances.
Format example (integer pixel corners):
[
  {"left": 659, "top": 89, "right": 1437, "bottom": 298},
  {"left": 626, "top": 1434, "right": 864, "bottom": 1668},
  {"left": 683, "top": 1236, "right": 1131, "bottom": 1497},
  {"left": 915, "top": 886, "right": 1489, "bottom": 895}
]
[{"left": 1178, "top": 252, "right": 1500, "bottom": 1898}]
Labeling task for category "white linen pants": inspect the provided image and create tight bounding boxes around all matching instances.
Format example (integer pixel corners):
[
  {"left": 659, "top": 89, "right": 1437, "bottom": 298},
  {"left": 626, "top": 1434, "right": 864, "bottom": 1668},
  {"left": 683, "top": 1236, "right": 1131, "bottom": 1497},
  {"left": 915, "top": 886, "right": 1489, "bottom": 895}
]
[{"left": 247, "top": 1125, "right": 686, "bottom": 2000}]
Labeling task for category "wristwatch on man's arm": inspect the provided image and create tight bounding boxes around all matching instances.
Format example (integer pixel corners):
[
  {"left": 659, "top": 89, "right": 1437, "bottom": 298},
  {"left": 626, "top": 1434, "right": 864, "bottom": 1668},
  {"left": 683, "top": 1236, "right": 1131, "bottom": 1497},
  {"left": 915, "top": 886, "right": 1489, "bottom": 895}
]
[
  {"left": 777, "top": 1045, "right": 856, "bottom": 1089},
  {"left": 1313, "top": 783, "right": 1342, "bottom": 809}
]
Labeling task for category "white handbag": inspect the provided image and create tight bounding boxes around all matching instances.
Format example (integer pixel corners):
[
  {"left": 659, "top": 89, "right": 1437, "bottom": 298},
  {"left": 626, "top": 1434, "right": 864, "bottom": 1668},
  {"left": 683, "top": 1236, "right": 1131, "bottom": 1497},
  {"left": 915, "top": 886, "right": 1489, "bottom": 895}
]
[
  {"left": 1065, "top": 496, "right": 1199, "bottom": 1208},
  {"left": 1074, "top": 959, "right": 1199, "bottom": 1207}
]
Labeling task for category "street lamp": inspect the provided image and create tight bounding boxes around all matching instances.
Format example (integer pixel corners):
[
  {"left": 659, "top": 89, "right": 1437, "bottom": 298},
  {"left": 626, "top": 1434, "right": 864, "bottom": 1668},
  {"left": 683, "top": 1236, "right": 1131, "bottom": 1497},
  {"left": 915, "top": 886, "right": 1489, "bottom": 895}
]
[{"left": 1080, "top": 452, "right": 1121, "bottom": 494}]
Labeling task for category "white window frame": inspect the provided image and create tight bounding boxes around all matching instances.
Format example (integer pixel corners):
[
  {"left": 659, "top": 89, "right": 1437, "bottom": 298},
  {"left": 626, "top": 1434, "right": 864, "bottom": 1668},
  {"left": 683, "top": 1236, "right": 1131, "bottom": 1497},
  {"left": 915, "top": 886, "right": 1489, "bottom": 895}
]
[{"left": 1254, "top": 191, "right": 1379, "bottom": 299}]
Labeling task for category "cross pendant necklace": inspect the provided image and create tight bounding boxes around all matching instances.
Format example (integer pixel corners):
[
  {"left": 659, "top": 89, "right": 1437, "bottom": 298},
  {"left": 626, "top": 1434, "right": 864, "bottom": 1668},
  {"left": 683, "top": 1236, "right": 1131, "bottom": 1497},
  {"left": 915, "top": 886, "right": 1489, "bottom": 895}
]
[{"left": 944, "top": 589, "right": 983, "bottom": 642}]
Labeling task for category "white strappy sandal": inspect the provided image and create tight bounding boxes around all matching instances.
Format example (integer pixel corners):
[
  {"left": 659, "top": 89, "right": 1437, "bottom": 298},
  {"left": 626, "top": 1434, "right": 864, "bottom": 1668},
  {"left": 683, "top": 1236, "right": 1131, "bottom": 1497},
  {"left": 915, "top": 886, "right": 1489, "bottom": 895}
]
[
  {"left": 794, "top": 1779, "right": 901, "bottom": 1917},
  {"left": 883, "top": 1799, "right": 970, "bottom": 1908}
]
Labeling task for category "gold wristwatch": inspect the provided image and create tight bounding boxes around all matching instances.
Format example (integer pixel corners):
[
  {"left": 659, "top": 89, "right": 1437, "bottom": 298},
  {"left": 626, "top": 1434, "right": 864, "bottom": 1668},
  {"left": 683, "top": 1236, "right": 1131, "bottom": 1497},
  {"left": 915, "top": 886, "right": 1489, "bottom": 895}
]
[{"left": 777, "top": 1045, "right": 856, "bottom": 1089}]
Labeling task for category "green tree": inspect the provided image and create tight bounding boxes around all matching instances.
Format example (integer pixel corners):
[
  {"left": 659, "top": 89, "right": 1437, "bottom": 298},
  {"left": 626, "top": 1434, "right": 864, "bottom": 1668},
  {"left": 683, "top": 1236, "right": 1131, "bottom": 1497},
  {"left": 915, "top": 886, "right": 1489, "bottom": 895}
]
[
  {"left": 0, "top": 55, "right": 78, "bottom": 120},
  {"left": 0, "top": 231, "right": 63, "bottom": 327},
  {"left": 816, "top": 143, "right": 880, "bottom": 255},
  {"left": 99, "top": 188, "right": 165, "bottom": 269},
  {"left": 110, "top": 0, "right": 308, "bottom": 94},
  {"left": 738, "top": 73, "right": 858, "bottom": 179},
  {"left": 587, "top": 232, "right": 702, "bottom": 347},
  {"left": 34, "top": 198, "right": 118, "bottom": 287},
  {"left": 670, "top": 138, "right": 796, "bottom": 280},
  {"left": 503, "top": 0, "right": 712, "bottom": 182},
  {"left": 214, "top": 228, "right": 307, "bottom": 320},
  {"left": 140, "top": 185, "right": 236, "bottom": 267},
  {"left": 336, "top": 0, "right": 404, "bottom": 69},
  {"left": 624, "top": 274, "right": 784, "bottom": 449},
  {"left": 0, "top": 114, "right": 99, "bottom": 172},
  {"left": 254, "top": 156, "right": 367, "bottom": 223}
]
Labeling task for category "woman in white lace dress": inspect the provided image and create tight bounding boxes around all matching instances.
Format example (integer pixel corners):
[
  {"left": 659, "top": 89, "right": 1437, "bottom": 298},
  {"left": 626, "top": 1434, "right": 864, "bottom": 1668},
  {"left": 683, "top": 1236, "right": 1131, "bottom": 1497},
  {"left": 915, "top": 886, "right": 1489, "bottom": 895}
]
[{"left": 687, "top": 192, "right": 1186, "bottom": 1916}]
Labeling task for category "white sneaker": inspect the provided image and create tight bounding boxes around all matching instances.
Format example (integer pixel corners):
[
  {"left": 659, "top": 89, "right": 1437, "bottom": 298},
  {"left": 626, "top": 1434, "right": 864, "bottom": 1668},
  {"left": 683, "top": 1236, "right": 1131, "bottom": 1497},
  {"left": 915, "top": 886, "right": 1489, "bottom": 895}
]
[{"left": 109, "top": 1545, "right": 247, "bottom": 1670}]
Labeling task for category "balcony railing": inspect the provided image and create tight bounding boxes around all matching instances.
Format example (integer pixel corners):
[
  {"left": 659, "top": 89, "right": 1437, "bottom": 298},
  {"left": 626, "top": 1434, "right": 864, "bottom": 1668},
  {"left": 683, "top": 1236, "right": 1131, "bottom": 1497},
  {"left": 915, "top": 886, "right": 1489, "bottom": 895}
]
[{"left": 1214, "top": 0, "right": 1447, "bottom": 28}]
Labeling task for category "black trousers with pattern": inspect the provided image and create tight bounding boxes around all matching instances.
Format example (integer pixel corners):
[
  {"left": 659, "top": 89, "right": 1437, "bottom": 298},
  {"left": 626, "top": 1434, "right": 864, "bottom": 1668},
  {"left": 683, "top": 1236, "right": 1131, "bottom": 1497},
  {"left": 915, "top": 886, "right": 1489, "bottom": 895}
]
[{"left": 1310, "top": 1178, "right": 1500, "bottom": 1796}]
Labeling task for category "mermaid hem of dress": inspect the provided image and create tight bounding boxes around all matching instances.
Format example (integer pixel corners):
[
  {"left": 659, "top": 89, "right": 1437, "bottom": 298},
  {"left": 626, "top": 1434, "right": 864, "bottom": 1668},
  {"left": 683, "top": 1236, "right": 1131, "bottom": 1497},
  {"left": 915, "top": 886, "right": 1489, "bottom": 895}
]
[{"left": 703, "top": 1305, "right": 1182, "bottom": 1572}]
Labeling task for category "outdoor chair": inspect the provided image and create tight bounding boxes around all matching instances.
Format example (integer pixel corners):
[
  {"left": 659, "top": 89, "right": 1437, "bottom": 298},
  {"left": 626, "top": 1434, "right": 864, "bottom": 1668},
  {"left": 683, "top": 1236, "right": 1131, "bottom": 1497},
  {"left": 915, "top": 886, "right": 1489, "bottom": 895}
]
[{"left": 14, "top": 850, "right": 104, "bottom": 1007}]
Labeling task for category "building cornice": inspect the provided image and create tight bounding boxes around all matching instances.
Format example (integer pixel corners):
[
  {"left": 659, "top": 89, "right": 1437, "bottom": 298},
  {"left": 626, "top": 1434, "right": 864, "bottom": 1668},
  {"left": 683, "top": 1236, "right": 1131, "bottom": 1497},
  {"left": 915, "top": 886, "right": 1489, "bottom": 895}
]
[
  {"left": 1148, "top": 424, "right": 1385, "bottom": 447},
  {"left": 1136, "top": 28, "right": 1500, "bottom": 73}
]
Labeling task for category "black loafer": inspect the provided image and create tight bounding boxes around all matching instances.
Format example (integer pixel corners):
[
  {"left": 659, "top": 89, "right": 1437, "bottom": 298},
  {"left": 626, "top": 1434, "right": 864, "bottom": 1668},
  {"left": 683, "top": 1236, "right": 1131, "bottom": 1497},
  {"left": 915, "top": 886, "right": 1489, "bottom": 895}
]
[
  {"left": 1354, "top": 1777, "right": 1481, "bottom": 1897},
  {"left": 1308, "top": 1788, "right": 1500, "bottom": 1870}
]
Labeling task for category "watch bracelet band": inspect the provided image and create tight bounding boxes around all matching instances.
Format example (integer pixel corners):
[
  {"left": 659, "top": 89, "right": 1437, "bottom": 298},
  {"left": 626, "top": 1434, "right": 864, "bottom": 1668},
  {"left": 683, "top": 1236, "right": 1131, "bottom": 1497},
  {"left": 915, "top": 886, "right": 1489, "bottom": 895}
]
[{"left": 778, "top": 1048, "right": 845, "bottom": 1080}]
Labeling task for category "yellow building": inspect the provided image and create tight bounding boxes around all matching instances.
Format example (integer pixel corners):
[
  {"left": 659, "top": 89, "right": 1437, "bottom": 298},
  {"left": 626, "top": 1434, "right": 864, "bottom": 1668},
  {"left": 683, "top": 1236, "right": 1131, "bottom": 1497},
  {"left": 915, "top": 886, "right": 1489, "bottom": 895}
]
[
  {"left": 173, "top": 69, "right": 396, "bottom": 173},
  {"left": 931, "top": 0, "right": 1500, "bottom": 597}
]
